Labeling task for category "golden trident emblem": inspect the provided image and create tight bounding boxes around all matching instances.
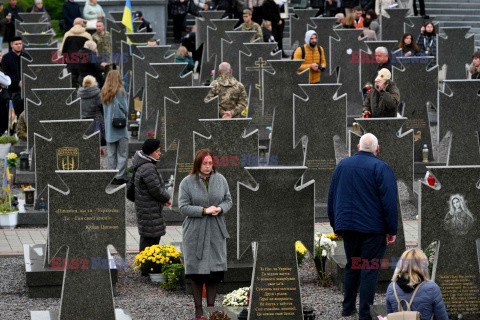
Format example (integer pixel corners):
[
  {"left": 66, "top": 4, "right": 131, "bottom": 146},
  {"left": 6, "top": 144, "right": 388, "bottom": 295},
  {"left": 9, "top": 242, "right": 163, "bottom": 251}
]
[{"left": 56, "top": 147, "right": 80, "bottom": 170}]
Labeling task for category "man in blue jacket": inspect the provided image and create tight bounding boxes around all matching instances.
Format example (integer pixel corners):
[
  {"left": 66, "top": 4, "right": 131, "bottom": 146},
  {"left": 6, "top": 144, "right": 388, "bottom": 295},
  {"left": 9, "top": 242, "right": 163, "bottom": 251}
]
[{"left": 328, "top": 133, "right": 398, "bottom": 320}]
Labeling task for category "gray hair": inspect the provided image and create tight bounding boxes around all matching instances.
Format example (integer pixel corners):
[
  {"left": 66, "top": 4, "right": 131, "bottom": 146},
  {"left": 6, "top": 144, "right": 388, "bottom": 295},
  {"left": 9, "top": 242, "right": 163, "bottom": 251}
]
[
  {"left": 84, "top": 40, "right": 97, "bottom": 52},
  {"left": 82, "top": 75, "right": 98, "bottom": 87},
  {"left": 218, "top": 62, "right": 231, "bottom": 73},
  {"left": 375, "top": 46, "right": 388, "bottom": 54},
  {"left": 34, "top": 0, "right": 42, "bottom": 4},
  {"left": 74, "top": 17, "right": 84, "bottom": 26},
  {"left": 359, "top": 133, "right": 379, "bottom": 153}
]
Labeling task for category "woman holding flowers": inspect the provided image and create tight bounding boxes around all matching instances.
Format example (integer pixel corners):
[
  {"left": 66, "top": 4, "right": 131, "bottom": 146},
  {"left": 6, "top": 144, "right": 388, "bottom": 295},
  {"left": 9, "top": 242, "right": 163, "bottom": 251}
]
[{"left": 178, "top": 148, "right": 232, "bottom": 320}]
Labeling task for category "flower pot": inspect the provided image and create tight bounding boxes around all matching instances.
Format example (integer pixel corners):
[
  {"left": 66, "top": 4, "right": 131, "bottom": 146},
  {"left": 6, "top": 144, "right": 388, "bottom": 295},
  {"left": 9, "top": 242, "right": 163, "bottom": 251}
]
[
  {"left": 0, "top": 211, "right": 18, "bottom": 228},
  {"left": 149, "top": 273, "right": 166, "bottom": 283},
  {"left": 0, "top": 143, "right": 11, "bottom": 158}
]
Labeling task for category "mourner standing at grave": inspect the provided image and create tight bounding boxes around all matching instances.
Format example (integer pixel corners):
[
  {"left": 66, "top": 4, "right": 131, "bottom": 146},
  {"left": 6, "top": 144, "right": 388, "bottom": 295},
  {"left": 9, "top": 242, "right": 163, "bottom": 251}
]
[
  {"left": 416, "top": 22, "right": 437, "bottom": 66},
  {"left": 397, "top": 33, "right": 420, "bottom": 57},
  {"left": 373, "top": 47, "right": 392, "bottom": 82},
  {"left": 77, "top": 75, "right": 104, "bottom": 141},
  {"left": 360, "top": 19, "right": 376, "bottom": 40},
  {"left": 83, "top": 0, "right": 105, "bottom": 34},
  {"left": 353, "top": 6, "right": 364, "bottom": 28},
  {"left": 386, "top": 248, "right": 448, "bottom": 319},
  {"left": 363, "top": 68, "right": 400, "bottom": 117},
  {"left": 469, "top": 51, "right": 480, "bottom": 79},
  {"left": 328, "top": 133, "right": 398, "bottom": 320},
  {"left": 205, "top": 62, "right": 248, "bottom": 118},
  {"left": 92, "top": 20, "right": 113, "bottom": 75},
  {"left": 240, "top": 9, "right": 263, "bottom": 42},
  {"left": 0, "top": 52, "right": 10, "bottom": 135},
  {"left": 133, "top": 139, "right": 172, "bottom": 254},
  {"left": 147, "top": 38, "right": 158, "bottom": 46},
  {"left": 78, "top": 40, "right": 106, "bottom": 88},
  {"left": 178, "top": 148, "right": 232, "bottom": 320},
  {"left": 262, "top": 0, "right": 286, "bottom": 57},
  {"left": 61, "top": 17, "right": 93, "bottom": 88},
  {"left": 27, "top": 0, "right": 50, "bottom": 24},
  {"left": 135, "top": 11, "right": 152, "bottom": 33},
  {"left": 62, "top": 0, "right": 82, "bottom": 32},
  {"left": 168, "top": 0, "right": 187, "bottom": 43},
  {"left": 248, "top": 0, "right": 265, "bottom": 24},
  {"left": 4, "top": 0, "right": 23, "bottom": 49},
  {"left": 365, "top": 10, "right": 380, "bottom": 35},
  {"left": 2, "top": 36, "right": 31, "bottom": 116},
  {"left": 293, "top": 30, "right": 326, "bottom": 84},
  {"left": 101, "top": 70, "right": 129, "bottom": 185}
]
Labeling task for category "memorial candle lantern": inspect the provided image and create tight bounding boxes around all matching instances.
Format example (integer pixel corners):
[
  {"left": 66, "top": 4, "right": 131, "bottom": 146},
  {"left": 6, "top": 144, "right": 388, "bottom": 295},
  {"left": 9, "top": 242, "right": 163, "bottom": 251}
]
[
  {"left": 24, "top": 187, "right": 35, "bottom": 206},
  {"left": 130, "top": 124, "right": 139, "bottom": 137},
  {"left": 19, "top": 152, "right": 29, "bottom": 170}
]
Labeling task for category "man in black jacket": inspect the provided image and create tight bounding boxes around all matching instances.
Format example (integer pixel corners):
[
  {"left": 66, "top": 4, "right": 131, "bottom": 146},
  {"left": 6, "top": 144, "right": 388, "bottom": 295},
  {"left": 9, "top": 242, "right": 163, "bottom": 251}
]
[
  {"left": 2, "top": 36, "right": 31, "bottom": 116},
  {"left": 262, "top": 0, "right": 286, "bottom": 57},
  {"left": 4, "top": 0, "right": 23, "bottom": 49},
  {"left": 62, "top": 0, "right": 82, "bottom": 32},
  {"left": 135, "top": 11, "right": 152, "bottom": 33}
]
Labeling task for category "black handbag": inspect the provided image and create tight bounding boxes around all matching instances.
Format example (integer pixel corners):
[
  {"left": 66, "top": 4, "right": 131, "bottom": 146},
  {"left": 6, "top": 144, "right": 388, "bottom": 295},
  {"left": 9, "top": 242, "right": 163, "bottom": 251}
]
[{"left": 112, "top": 98, "right": 127, "bottom": 129}]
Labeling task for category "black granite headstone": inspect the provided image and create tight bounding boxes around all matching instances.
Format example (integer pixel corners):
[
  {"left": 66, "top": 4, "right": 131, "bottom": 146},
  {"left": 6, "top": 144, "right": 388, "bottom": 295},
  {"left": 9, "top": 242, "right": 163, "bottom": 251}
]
[
  {"left": 310, "top": 16, "right": 338, "bottom": 80},
  {"left": 289, "top": 9, "right": 319, "bottom": 48},
  {"left": 34, "top": 120, "right": 100, "bottom": 207},
  {"left": 221, "top": 31, "right": 257, "bottom": 79},
  {"left": 15, "top": 22, "right": 50, "bottom": 35},
  {"left": 19, "top": 12, "right": 47, "bottom": 23},
  {"left": 330, "top": 29, "right": 369, "bottom": 118},
  {"left": 26, "top": 88, "right": 80, "bottom": 151},
  {"left": 23, "top": 34, "right": 55, "bottom": 47},
  {"left": 380, "top": 8, "right": 410, "bottom": 41},
  {"left": 439, "top": 80, "right": 480, "bottom": 165},
  {"left": 264, "top": 60, "right": 309, "bottom": 166},
  {"left": 23, "top": 64, "right": 71, "bottom": 107},
  {"left": 238, "top": 167, "right": 314, "bottom": 320},
  {"left": 139, "top": 63, "right": 193, "bottom": 143},
  {"left": 420, "top": 166, "right": 480, "bottom": 319},
  {"left": 205, "top": 19, "right": 238, "bottom": 80},
  {"left": 30, "top": 170, "right": 129, "bottom": 319},
  {"left": 393, "top": 57, "right": 437, "bottom": 162},
  {"left": 438, "top": 27, "right": 474, "bottom": 80},
  {"left": 120, "top": 32, "right": 156, "bottom": 78},
  {"left": 295, "top": 84, "right": 346, "bottom": 205},
  {"left": 165, "top": 87, "right": 219, "bottom": 207}
]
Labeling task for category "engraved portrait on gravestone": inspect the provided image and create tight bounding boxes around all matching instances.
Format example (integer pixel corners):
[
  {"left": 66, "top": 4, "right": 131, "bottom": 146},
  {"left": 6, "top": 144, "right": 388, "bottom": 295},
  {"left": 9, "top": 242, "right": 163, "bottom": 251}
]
[{"left": 443, "top": 194, "right": 474, "bottom": 236}]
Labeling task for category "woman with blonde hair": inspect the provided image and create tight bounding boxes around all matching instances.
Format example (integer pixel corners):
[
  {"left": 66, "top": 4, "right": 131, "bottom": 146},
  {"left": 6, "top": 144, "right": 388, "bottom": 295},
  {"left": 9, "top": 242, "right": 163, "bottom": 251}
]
[
  {"left": 344, "top": 13, "right": 356, "bottom": 29},
  {"left": 386, "top": 248, "right": 448, "bottom": 319},
  {"left": 174, "top": 45, "right": 194, "bottom": 76},
  {"left": 101, "top": 70, "right": 129, "bottom": 185},
  {"left": 78, "top": 75, "right": 104, "bottom": 143}
]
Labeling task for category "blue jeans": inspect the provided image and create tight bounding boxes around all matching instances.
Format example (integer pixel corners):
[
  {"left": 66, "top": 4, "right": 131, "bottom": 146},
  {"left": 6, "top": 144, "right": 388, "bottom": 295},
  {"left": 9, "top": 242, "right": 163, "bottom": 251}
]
[
  {"left": 342, "top": 231, "right": 387, "bottom": 319},
  {"left": 107, "top": 137, "right": 128, "bottom": 180}
]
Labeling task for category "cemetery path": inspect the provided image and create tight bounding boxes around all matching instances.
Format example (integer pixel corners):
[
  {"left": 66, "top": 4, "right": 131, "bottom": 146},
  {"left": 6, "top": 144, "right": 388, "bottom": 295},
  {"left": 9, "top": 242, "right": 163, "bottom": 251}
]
[{"left": 0, "top": 222, "right": 418, "bottom": 256}]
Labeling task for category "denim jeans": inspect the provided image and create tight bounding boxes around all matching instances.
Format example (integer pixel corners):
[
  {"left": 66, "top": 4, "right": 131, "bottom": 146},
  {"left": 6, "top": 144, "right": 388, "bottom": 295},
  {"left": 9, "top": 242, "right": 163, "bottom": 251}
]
[
  {"left": 107, "top": 137, "right": 128, "bottom": 180},
  {"left": 342, "top": 231, "right": 387, "bottom": 319}
]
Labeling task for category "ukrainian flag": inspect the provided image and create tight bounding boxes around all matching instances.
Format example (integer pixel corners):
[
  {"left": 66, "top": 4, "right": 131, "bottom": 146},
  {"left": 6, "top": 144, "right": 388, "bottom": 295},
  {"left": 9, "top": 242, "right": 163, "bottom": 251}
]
[
  {"left": 122, "top": 0, "right": 134, "bottom": 42},
  {"left": 2, "top": 156, "right": 11, "bottom": 194}
]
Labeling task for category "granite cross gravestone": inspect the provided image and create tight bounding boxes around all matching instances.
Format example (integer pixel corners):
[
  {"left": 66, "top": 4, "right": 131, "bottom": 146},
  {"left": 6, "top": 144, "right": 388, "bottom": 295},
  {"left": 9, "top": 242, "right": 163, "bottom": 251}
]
[
  {"left": 30, "top": 170, "right": 129, "bottom": 320},
  {"left": 139, "top": 63, "right": 193, "bottom": 143},
  {"left": 205, "top": 19, "right": 238, "bottom": 81},
  {"left": 194, "top": 119, "right": 259, "bottom": 264},
  {"left": 380, "top": 8, "right": 410, "bottom": 41},
  {"left": 23, "top": 64, "right": 71, "bottom": 108},
  {"left": 438, "top": 27, "right": 474, "bottom": 80},
  {"left": 294, "top": 84, "right": 346, "bottom": 207},
  {"left": 330, "top": 29, "right": 369, "bottom": 119},
  {"left": 349, "top": 119, "right": 412, "bottom": 279},
  {"left": 34, "top": 120, "right": 100, "bottom": 208},
  {"left": 264, "top": 60, "right": 309, "bottom": 166},
  {"left": 106, "top": 19, "right": 126, "bottom": 66},
  {"left": 26, "top": 88, "right": 80, "bottom": 151},
  {"left": 132, "top": 45, "right": 175, "bottom": 102},
  {"left": 393, "top": 57, "right": 437, "bottom": 162},
  {"left": 165, "top": 86, "right": 219, "bottom": 207},
  {"left": 196, "top": 11, "right": 226, "bottom": 84},
  {"left": 238, "top": 167, "right": 314, "bottom": 319},
  {"left": 361, "top": 40, "right": 399, "bottom": 87},
  {"left": 109, "top": 12, "right": 125, "bottom": 21},
  {"left": 120, "top": 33, "right": 156, "bottom": 78},
  {"left": 23, "top": 34, "right": 55, "bottom": 47},
  {"left": 289, "top": 9, "right": 319, "bottom": 48},
  {"left": 19, "top": 12, "right": 47, "bottom": 23},
  {"left": 221, "top": 31, "right": 257, "bottom": 79},
  {"left": 439, "top": 80, "right": 480, "bottom": 165},
  {"left": 420, "top": 166, "right": 480, "bottom": 319},
  {"left": 15, "top": 22, "right": 50, "bottom": 36},
  {"left": 310, "top": 16, "right": 338, "bottom": 81},
  {"left": 239, "top": 43, "right": 281, "bottom": 130}
]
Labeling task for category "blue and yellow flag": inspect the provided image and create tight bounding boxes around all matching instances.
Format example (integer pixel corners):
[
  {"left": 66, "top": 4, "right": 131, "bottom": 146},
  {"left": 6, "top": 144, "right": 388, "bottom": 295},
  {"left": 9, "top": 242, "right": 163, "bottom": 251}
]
[
  {"left": 8, "top": 100, "right": 16, "bottom": 130},
  {"left": 122, "top": 0, "right": 134, "bottom": 43},
  {"left": 2, "top": 156, "right": 11, "bottom": 194}
]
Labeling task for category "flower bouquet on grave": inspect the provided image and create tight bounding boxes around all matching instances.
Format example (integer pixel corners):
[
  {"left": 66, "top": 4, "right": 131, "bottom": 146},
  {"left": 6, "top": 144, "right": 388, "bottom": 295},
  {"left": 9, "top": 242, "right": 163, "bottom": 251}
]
[
  {"left": 222, "top": 287, "right": 250, "bottom": 306},
  {"left": 134, "top": 245, "right": 183, "bottom": 287},
  {"left": 296, "top": 241, "right": 308, "bottom": 267},
  {"left": 313, "top": 232, "right": 337, "bottom": 285},
  {"left": 7, "top": 152, "right": 18, "bottom": 168}
]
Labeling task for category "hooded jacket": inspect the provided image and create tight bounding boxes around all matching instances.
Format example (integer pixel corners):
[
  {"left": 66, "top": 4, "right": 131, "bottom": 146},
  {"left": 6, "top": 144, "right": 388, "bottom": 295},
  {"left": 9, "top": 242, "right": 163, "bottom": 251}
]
[
  {"left": 386, "top": 276, "right": 449, "bottom": 320},
  {"left": 77, "top": 85, "right": 101, "bottom": 119},
  {"left": 205, "top": 73, "right": 248, "bottom": 118},
  {"left": 133, "top": 151, "right": 171, "bottom": 238},
  {"left": 293, "top": 30, "right": 326, "bottom": 84}
]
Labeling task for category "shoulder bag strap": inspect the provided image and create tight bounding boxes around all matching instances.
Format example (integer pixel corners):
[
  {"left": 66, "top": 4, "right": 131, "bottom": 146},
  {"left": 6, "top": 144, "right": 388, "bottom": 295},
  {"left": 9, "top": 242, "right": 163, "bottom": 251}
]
[
  {"left": 392, "top": 281, "right": 405, "bottom": 310},
  {"left": 408, "top": 281, "right": 426, "bottom": 306}
]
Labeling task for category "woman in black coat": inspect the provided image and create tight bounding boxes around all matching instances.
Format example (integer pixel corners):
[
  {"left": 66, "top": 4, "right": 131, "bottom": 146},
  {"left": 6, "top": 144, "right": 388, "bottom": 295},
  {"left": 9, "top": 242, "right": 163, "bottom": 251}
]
[
  {"left": 133, "top": 139, "right": 172, "bottom": 254},
  {"left": 78, "top": 40, "right": 106, "bottom": 88}
]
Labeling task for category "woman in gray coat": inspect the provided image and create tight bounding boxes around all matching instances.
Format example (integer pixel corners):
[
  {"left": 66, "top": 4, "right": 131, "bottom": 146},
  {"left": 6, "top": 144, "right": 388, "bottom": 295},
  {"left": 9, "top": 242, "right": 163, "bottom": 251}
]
[
  {"left": 178, "top": 149, "right": 232, "bottom": 320},
  {"left": 133, "top": 139, "right": 172, "bottom": 254}
]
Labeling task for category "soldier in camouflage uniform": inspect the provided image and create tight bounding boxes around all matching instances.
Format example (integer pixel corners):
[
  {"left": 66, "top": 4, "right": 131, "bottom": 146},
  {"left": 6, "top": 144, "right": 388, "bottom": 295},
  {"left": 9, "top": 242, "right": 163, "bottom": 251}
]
[
  {"left": 92, "top": 20, "right": 113, "bottom": 76},
  {"left": 240, "top": 9, "right": 262, "bottom": 42},
  {"left": 205, "top": 62, "right": 248, "bottom": 118}
]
